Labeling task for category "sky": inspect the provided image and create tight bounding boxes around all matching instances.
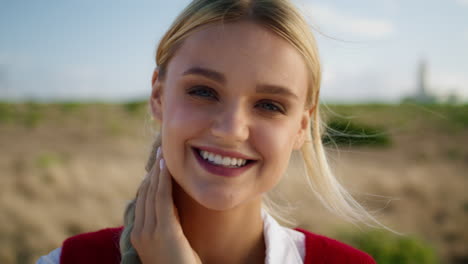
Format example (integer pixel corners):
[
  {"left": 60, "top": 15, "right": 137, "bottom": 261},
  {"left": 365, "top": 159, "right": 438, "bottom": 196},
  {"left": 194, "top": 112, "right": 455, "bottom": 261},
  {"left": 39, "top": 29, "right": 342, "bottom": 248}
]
[{"left": 0, "top": 0, "right": 467, "bottom": 103}]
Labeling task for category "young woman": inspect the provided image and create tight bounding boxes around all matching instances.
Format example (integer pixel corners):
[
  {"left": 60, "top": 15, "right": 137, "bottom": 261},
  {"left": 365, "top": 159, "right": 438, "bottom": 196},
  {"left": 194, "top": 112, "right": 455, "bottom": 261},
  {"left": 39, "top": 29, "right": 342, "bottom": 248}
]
[{"left": 38, "top": 0, "right": 378, "bottom": 263}]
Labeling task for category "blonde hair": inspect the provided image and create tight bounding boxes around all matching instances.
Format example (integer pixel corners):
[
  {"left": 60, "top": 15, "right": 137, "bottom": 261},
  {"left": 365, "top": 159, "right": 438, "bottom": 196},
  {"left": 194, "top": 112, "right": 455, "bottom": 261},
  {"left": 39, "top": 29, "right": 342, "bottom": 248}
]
[{"left": 120, "top": 0, "right": 381, "bottom": 262}]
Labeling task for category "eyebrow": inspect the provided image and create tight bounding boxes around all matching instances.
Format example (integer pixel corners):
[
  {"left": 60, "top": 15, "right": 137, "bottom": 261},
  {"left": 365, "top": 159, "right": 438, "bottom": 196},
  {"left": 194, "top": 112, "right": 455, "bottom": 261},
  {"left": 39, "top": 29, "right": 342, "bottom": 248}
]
[
  {"left": 182, "top": 66, "right": 299, "bottom": 100},
  {"left": 256, "top": 84, "right": 299, "bottom": 100},
  {"left": 182, "top": 67, "right": 226, "bottom": 83}
]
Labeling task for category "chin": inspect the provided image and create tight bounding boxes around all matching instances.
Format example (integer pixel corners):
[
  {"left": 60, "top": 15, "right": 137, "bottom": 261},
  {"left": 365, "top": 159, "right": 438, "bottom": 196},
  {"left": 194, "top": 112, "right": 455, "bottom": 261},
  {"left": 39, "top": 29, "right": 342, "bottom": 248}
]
[
  {"left": 194, "top": 187, "right": 248, "bottom": 211},
  {"left": 178, "top": 180, "right": 252, "bottom": 211}
]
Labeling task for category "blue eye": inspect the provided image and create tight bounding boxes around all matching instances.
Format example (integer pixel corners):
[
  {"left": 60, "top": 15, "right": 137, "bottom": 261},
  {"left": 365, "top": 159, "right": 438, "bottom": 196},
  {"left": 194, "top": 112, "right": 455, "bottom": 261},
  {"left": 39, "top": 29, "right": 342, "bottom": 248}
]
[
  {"left": 257, "top": 101, "right": 285, "bottom": 114},
  {"left": 187, "top": 86, "right": 217, "bottom": 99}
]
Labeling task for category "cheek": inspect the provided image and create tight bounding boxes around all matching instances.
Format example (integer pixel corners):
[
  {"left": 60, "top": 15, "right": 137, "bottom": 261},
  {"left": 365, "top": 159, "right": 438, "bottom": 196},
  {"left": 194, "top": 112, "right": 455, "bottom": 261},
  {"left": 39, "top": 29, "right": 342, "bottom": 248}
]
[
  {"left": 160, "top": 92, "right": 217, "bottom": 179},
  {"left": 162, "top": 89, "right": 212, "bottom": 137},
  {"left": 252, "top": 119, "right": 299, "bottom": 182},
  {"left": 254, "top": 118, "right": 298, "bottom": 155}
]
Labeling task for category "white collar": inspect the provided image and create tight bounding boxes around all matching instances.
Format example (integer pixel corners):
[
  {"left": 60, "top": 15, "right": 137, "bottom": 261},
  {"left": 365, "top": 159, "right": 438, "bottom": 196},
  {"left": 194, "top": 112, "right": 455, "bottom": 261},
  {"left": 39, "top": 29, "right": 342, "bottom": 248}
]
[{"left": 262, "top": 209, "right": 305, "bottom": 264}]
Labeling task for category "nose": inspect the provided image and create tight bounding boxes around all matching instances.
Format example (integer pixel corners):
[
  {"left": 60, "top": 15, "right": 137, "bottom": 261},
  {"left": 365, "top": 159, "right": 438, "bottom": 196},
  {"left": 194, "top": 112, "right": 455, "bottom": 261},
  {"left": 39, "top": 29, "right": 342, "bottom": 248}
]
[{"left": 210, "top": 102, "right": 249, "bottom": 144}]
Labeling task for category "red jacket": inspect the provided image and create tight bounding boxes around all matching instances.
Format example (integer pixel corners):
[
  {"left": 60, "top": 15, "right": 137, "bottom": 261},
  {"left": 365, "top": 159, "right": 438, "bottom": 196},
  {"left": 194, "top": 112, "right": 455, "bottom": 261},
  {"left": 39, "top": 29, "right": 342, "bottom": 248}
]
[{"left": 59, "top": 227, "right": 376, "bottom": 264}]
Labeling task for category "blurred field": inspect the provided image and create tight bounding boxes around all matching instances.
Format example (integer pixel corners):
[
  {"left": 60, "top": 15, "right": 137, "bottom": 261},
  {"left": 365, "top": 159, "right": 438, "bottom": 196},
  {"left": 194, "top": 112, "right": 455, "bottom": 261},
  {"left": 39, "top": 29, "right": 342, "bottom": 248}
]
[{"left": 0, "top": 102, "right": 467, "bottom": 264}]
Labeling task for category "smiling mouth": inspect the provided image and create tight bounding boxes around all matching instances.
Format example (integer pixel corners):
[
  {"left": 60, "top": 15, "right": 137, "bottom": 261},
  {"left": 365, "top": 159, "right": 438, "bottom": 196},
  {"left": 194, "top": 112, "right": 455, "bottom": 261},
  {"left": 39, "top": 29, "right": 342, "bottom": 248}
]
[{"left": 192, "top": 147, "right": 255, "bottom": 168}]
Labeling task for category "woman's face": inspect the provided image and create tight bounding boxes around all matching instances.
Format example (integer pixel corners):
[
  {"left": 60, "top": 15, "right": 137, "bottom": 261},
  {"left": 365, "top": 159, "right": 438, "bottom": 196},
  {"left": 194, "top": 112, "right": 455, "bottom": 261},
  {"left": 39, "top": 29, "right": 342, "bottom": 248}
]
[{"left": 151, "top": 21, "right": 312, "bottom": 211}]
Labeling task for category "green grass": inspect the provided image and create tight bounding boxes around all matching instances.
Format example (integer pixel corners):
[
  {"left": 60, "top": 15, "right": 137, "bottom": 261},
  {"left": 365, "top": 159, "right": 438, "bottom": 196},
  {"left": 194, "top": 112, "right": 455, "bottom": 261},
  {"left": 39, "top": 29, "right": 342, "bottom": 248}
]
[
  {"left": 339, "top": 230, "right": 439, "bottom": 264},
  {"left": 427, "top": 103, "right": 468, "bottom": 128},
  {"left": 321, "top": 103, "right": 468, "bottom": 144},
  {"left": 323, "top": 119, "right": 391, "bottom": 147},
  {"left": 35, "top": 152, "right": 66, "bottom": 169},
  {"left": 399, "top": 102, "right": 468, "bottom": 128},
  {"left": 123, "top": 100, "right": 147, "bottom": 115},
  {"left": 0, "top": 102, "right": 43, "bottom": 127},
  {"left": 0, "top": 102, "right": 15, "bottom": 123},
  {"left": 23, "top": 102, "right": 42, "bottom": 128},
  {"left": 58, "top": 102, "right": 83, "bottom": 113}
]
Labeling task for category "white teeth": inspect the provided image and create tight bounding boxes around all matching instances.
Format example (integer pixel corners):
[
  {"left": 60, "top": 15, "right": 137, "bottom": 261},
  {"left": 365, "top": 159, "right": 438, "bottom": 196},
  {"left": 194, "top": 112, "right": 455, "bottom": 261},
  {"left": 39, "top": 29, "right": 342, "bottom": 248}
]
[
  {"left": 222, "top": 157, "right": 230, "bottom": 166},
  {"left": 214, "top": 155, "right": 222, "bottom": 164},
  {"left": 230, "top": 158, "right": 237, "bottom": 166},
  {"left": 198, "top": 149, "right": 248, "bottom": 167},
  {"left": 208, "top": 152, "right": 215, "bottom": 162}
]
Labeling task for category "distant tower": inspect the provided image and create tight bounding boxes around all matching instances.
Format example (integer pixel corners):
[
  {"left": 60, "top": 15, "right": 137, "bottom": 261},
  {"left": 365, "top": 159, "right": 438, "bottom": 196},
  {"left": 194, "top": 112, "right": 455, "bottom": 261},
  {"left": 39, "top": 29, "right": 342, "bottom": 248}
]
[
  {"left": 402, "top": 58, "right": 437, "bottom": 103},
  {"left": 418, "top": 59, "right": 427, "bottom": 99}
]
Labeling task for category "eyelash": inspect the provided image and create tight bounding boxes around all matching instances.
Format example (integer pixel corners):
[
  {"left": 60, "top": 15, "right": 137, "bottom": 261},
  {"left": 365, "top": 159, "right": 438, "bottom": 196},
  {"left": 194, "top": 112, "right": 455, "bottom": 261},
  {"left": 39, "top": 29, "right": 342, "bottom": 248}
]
[{"left": 186, "top": 86, "right": 287, "bottom": 114}]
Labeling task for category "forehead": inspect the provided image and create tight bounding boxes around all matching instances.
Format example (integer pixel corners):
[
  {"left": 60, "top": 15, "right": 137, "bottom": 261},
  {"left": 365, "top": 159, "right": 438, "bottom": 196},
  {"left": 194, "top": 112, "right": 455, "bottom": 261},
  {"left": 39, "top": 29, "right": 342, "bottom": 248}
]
[{"left": 166, "top": 21, "right": 309, "bottom": 96}]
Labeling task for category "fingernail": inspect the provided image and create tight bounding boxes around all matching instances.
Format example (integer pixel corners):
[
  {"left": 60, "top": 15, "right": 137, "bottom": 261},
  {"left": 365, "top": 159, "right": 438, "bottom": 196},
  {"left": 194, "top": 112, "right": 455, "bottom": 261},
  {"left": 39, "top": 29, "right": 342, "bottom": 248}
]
[
  {"left": 156, "top": 147, "right": 161, "bottom": 159},
  {"left": 159, "top": 159, "right": 165, "bottom": 170}
]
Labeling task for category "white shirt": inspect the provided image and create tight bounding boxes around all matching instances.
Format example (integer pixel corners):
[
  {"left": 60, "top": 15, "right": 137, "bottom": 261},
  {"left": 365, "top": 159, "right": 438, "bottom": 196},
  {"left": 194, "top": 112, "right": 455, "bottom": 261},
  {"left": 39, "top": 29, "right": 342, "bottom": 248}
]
[{"left": 37, "top": 210, "right": 305, "bottom": 264}]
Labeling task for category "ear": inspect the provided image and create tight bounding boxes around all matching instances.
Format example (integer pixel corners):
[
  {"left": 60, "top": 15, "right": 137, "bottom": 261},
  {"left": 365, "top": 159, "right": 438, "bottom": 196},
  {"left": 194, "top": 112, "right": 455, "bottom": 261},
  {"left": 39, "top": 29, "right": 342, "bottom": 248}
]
[
  {"left": 293, "top": 106, "right": 315, "bottom": 150},
  {"left": 150, "top": 69, "right": 163, "bottom": 122}
]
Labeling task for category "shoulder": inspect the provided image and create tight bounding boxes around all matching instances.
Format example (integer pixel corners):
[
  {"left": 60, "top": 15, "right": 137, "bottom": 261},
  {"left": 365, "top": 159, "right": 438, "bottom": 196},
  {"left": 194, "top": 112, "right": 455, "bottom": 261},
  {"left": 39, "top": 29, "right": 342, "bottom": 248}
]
[
  {"left": 60, "top": 226, "right": 124, "bottom": 264},
  {"left": 62, "top": 226, "right": 123, "bottom": 249},
  {"left": 295, "top": 228, "right": 376, "bottom": 264}
]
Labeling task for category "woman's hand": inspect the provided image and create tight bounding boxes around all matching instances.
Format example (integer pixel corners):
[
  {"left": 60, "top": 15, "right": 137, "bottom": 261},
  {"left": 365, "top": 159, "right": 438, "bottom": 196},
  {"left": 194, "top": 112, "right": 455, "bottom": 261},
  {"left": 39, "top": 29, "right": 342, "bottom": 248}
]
[{"left": 131, "top": 147, "right": 202, "bottom": 264}]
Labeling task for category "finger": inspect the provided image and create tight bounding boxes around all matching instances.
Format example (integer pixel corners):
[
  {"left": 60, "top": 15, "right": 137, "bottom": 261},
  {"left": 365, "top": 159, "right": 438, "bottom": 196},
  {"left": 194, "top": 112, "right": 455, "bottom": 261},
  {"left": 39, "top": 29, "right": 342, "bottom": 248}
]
[
  {"left": 156, "top": 158, "right": 176, "bottom": 228},
  {"left": 133, "top": 172, "right": 150, "bottom": 234},
  {"left": 149, "top": 146, "right": 161, "bottom": 172},
  {"left": 136, "top": 168, "right": 151, "bottom": 197},
  {"left": 136, "top": 146, "right": 160, "bottom": 197},
  {"left": 143, "top": 147, "right": 161, "bottom": 232}
]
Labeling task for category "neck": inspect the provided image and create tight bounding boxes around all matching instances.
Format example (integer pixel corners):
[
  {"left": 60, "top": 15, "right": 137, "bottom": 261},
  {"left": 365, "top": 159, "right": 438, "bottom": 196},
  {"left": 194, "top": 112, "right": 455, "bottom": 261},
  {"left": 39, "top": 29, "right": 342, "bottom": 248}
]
[{"left": 173, "top": 182, "right": 266, "bottom": 264}]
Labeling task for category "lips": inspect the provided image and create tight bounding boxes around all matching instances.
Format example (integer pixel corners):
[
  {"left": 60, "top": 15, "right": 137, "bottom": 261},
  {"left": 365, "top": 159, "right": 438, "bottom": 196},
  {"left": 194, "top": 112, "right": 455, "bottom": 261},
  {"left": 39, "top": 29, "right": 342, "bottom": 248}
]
[{"left": 192, "top": 147, "right": 256, "bottom": 177}]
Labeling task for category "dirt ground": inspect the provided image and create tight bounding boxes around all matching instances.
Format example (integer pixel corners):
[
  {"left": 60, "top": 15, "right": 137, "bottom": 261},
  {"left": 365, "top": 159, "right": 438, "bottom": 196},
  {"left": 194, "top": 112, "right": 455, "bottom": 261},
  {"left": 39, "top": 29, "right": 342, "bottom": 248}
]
[{"left": 0, "top": 103, "right": 466, "bottom": 264}]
